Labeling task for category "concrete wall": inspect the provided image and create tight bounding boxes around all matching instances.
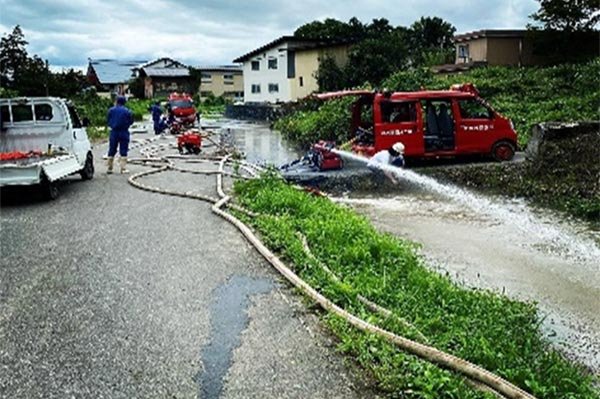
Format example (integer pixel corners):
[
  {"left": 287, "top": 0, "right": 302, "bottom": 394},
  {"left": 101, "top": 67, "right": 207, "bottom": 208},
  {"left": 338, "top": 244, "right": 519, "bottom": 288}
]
[
  {"left": 290, "top": 45, "right": 350, "bottom": 100},
  {"left": 456, "top": 38, "right": 487, "bottom": 63},
  {"left": 486, "top": 38, "right": 523, "bottom": 65}
]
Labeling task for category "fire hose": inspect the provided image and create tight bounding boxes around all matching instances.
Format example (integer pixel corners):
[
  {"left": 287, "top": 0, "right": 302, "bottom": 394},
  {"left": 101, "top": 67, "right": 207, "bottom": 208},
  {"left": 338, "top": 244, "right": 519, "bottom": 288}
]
[{"left": 127, "top": 134, "right": 537, "bottom": 399}]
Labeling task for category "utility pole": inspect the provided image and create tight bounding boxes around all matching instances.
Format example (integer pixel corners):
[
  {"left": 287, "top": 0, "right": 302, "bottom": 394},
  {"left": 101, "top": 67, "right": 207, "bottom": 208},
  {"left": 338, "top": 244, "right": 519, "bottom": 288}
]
[{"left": 45, "top": 59, "right": 49, "bottom": 96}]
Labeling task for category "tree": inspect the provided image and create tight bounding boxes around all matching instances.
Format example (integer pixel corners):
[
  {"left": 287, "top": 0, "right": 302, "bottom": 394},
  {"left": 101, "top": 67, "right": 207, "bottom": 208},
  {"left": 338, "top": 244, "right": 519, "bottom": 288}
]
[
  {"left": 409, "top": 17, "right": 456, "bottom": 65},
  {"left": 529, "top": 0, "right": 600, "bottom": 31},
  {"left": 294, "top": 18, "right": 366, "bottom": 40},
  {"left": 315, "top": 56, "right": 347, "bottom": 91},
  {"left": 0, "top": 25, "right": 29, "bottom": 89}
]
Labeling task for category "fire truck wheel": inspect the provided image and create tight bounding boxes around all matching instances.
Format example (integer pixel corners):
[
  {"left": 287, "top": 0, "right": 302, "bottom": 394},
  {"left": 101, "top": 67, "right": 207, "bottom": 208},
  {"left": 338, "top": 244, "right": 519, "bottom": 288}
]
[
  {"left": 178, "top": 145, "right": 184, "bottom": 154},
  {"left": 193, "top": 147, "right": 201, "bottom": 155},
  {"left": 492, "top": 140, "right": 515, "bottom": 162}
]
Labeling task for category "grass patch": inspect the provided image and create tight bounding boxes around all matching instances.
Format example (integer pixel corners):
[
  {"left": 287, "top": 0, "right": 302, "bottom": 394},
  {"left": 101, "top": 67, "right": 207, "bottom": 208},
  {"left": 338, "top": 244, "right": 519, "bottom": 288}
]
[{"left": 233, "top": 174, "right": 599, "bottom": 398}]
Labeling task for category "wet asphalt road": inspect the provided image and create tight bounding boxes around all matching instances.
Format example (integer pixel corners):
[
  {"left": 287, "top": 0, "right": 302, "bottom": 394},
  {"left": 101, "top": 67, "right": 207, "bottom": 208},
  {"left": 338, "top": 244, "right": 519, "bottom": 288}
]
[{"left": 0, "top": 129, "right": 371, "bottom": 398}]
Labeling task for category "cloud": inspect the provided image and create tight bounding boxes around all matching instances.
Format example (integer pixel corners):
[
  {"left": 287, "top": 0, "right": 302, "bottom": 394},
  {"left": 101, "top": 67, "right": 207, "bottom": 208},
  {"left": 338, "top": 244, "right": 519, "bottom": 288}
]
[{"left": 0, "top": 0, "right": 539, "bottom": 68}]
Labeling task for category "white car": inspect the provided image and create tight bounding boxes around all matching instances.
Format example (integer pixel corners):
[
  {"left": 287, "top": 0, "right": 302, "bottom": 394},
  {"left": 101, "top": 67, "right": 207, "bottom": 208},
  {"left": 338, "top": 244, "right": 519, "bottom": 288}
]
[{"left": 0, "top": 97, "right": 94, "bottom": 199}]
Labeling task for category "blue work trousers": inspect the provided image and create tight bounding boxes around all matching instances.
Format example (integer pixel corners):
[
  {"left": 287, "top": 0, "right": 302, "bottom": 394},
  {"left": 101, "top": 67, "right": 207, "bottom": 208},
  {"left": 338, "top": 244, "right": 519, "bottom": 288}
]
[{"left": 108, "top": 130, "right": 130, "bottom": 157}]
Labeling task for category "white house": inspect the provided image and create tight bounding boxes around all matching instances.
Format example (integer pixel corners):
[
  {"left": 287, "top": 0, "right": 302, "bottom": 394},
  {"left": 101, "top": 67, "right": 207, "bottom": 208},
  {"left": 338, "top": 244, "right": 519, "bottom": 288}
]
[{"left": 233, "top": 36, "right": 352, "bottom": 103}]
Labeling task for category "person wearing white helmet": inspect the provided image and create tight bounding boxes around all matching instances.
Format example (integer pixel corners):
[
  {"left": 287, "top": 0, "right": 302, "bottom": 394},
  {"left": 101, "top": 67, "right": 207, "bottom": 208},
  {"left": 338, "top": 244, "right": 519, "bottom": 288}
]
[{"left": 367, "top": 142, "right": 405, "bottom": 184}]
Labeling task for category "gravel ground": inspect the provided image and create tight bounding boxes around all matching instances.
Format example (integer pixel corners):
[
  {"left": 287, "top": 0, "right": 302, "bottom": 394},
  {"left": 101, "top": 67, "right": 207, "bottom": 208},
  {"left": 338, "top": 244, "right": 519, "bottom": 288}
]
[{"left": 0, "top": 127, "right": 372, "bottom": 398}]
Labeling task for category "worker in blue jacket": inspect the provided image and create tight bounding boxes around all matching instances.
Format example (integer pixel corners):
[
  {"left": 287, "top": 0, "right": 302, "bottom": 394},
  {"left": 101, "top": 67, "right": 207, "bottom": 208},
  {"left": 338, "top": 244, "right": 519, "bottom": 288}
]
[
  {"left": 149, "top": 101, "right": 163, "bottom": 134},
  {"left": 106, "top": 96, "right": 134, "bottom": 174}
]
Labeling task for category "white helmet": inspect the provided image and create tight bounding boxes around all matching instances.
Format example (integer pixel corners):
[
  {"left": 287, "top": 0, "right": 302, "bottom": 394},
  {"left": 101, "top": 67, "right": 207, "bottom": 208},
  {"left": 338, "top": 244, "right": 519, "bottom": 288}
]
[{"left": 392, "top": 142, "right": 405, "bottom": 154}]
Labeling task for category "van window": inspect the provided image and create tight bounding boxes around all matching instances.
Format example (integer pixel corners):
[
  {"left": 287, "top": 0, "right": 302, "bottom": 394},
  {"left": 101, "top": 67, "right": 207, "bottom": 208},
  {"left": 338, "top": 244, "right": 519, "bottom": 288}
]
[
  {"left": 1, "top": 105, "right": 10, "bottom": 125},
  {"left": 458, "top": 99, "right": 493, "bottom": 119},
  {"left": 381, "top": 101, "right": 416, "bottom": 123},
  {"left": 12, "top": 104, "right": 33, "bottom": 122},
  {"left": 35, "top": 104, "right": 54, "bottom": 121},
  {"left": 67, "top": 105, "right": 82, "bottom": 128}
]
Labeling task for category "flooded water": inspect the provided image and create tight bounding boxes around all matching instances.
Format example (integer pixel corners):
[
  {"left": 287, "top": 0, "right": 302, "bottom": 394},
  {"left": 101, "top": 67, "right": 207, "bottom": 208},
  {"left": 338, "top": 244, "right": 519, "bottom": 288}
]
[
  {"left": 212, "top": 119, "right": 301, "bottom": 166},
  {"left": 219, "top": 120, "right": 600, "bottom": 372}
]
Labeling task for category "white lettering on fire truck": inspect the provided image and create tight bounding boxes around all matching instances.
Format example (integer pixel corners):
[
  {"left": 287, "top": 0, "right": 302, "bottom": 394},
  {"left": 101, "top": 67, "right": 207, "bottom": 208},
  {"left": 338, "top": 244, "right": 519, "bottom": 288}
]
[
  {"left": 381, "top": 128, "right": 415, "bottom": 136},
  {"left": 461, "top": 124, "right": 494, "bottom": 132}
]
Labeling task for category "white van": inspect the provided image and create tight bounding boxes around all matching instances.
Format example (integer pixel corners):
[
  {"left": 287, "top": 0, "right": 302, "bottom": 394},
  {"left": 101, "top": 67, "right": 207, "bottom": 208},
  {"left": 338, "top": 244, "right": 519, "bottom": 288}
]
[{"left": 0, "top": 97, "right": 94, "bottom": 199}]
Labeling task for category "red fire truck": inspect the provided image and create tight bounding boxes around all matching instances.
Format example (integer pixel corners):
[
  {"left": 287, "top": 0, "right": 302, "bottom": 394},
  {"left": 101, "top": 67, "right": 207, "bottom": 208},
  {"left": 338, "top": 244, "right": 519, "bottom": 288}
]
[
  {"left": 317, "top": 84, "right": 518, "bottom": 161},
  {"left": 167, "top": 92, "right": 197, "bottom": 127}
]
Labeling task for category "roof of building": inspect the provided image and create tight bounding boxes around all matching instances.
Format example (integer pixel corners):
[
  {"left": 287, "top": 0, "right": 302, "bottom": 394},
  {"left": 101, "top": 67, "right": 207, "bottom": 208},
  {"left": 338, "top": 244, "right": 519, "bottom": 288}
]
[
  {"left": 454, "top": 29, "right": 527, "bottom": 43},
  {"left": 195, "top": 65, "right": 243, "bottom": 73},
  {"left": 141, "top": 67, "right": 190, "bottom": 77},
  {"left": 88, "top": 59, "right": 147, "bottom": 84},
  {"left": 138, "top": 57, "right": 190, "bottom": 78},
  {"left": 233, "top": 35, "right": 354, "bottom": 63}
]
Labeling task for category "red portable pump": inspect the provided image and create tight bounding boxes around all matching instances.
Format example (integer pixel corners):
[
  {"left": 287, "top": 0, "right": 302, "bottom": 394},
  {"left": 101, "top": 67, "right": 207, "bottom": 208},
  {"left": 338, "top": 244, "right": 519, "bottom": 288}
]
[
  {"left": 312, "top": 141, "right": 343, "bottom": 171},
  {"left": 279, "top": 140, "right": 343, "bottom": 173},
  {"left": 177, "top": 130, "right": 202, "bottom": 154}
]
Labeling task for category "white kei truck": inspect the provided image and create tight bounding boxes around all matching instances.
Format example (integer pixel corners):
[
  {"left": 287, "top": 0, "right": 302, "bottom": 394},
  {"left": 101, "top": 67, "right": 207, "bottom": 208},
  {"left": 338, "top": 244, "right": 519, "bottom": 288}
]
[{"left": 0, "top": 97, "right": 94, "bottom": 199}]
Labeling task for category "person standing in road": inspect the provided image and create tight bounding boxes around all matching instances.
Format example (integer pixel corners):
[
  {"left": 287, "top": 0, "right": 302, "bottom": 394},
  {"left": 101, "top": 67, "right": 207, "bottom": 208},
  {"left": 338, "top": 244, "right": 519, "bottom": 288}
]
[
  {"left": 106, "top": 96, "right": 134, "bottom": 174},
  {"left": 149, "top": 101, "right": 162, "bottom": 135},
  {"left": 367, "top": 142, "right": 405, "bottom": 184}
]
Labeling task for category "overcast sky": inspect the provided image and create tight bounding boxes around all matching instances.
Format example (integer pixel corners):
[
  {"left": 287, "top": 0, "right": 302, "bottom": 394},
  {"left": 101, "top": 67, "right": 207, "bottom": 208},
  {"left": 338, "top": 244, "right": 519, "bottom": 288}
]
[{"left": 0, "top": 0, "right": 539, "bottom": 71}]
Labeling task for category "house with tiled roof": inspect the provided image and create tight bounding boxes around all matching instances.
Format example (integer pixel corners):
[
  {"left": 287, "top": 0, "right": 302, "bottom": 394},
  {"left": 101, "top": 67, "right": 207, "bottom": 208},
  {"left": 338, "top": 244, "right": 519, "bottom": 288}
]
[
  {"left": 86, "top": 58, "right": 147, "bottom": 95},
  {"left": 136, "top": 58, "right": 195, "bottom": 98}
]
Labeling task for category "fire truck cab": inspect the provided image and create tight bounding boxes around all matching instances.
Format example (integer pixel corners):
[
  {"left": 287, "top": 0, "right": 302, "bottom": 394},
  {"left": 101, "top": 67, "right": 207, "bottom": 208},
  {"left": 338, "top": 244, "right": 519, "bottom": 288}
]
[
  {"left": 318, "top": 84, "right": 517, "bottom": 161},
  {"left": 167, "top": 92, "right": 197, "bottom": 126}
]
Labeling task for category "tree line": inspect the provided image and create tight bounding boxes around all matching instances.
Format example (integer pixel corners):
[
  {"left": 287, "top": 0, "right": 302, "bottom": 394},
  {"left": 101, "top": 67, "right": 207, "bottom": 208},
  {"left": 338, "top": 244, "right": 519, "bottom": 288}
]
[{"left": 0, "top": 26, "right": 88, "bottom": 98}]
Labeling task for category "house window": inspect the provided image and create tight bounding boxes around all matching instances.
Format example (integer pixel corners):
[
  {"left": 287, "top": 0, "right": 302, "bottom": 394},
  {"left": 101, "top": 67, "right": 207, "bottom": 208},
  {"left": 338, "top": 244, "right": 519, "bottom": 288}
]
[
  {"left": 268, "top": 83, "right": 279, "bottom": 93},
  {"left": 201, "top": 72, "right": 212, "bottom": 83},
  {"left": 251, "top": 61, "right": 260, "bottom": 71},
  {"left": 458, "top": 45, "right": 469, "bottom": 60},
  {"left": 299, "top": 76, "right": 303, "bottom": 87},
  {"left": 268, "top": 58, "right": 278, "bottom": 69},
  {"left": 251, "top": 84, "right": 261, "bottom": 93},
  {"left": 223, "top": 74, "right": 234, "bottom": 85}
]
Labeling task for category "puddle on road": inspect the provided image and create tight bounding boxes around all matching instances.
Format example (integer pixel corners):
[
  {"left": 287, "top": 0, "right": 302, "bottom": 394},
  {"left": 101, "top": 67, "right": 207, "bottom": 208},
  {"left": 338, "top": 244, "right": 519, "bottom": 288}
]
[{"left": 196, "top": 275, "right": 273, "bottom": 399}]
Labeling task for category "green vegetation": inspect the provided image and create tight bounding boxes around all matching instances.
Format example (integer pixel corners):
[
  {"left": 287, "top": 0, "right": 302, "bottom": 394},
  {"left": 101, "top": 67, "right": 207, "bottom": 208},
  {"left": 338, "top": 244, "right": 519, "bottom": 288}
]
[
  {"left": 295, "top": 17, "right": 455, "bottom": 89},
  {"left": 234, "top": 174, "right": 599, "bottom": 398},
  {"left": 275, "top": 59, "right": 600, "bottom": 148}
]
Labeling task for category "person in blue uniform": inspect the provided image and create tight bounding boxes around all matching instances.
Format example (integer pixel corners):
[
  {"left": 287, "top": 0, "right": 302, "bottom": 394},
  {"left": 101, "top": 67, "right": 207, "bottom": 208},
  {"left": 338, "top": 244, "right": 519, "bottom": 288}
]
[
  {"left": 149, "top": 101, "right": 163, "bottom": 134},
  {"left": 106, "top": 96, "right": 134, "bottom": 174}
]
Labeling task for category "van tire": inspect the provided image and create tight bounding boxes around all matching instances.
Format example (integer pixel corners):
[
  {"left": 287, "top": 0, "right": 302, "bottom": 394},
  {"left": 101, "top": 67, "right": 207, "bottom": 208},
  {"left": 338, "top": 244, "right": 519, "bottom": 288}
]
[
  {"left": 491, "top": 140, "right": 515, "bottom": 162},
  {"left": 80, "top": 152, "right": 94, "bottom": 180},
  {"left": 41, "top": 175, "right": 59, "bottom": 200}
]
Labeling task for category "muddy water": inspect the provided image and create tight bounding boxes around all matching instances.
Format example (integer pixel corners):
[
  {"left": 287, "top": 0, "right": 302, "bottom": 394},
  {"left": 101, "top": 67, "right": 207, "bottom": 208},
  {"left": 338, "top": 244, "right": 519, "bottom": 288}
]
[
  {"left": 219, "top": 120, "right": 600, "bottom": 372},
  {"left": 334, "top": 187, "right": 600, "bottom": 372}
]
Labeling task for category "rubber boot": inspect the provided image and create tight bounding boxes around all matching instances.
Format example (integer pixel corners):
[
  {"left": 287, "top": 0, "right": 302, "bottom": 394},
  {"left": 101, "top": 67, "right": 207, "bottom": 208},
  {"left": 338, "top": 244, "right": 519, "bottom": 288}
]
[
  {"left": 119, "top": 156, "right": 129, "bottom": 174},
  {"left": 107, "top": 157, "right": 114, "bottom": 174}
]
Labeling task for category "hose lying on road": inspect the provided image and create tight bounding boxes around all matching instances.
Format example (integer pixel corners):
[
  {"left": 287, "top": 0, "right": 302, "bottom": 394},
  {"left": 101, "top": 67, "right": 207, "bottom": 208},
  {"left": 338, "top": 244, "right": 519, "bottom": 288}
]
[{"left": 126, "top": 133, "right": 536, "bottom": 399}]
